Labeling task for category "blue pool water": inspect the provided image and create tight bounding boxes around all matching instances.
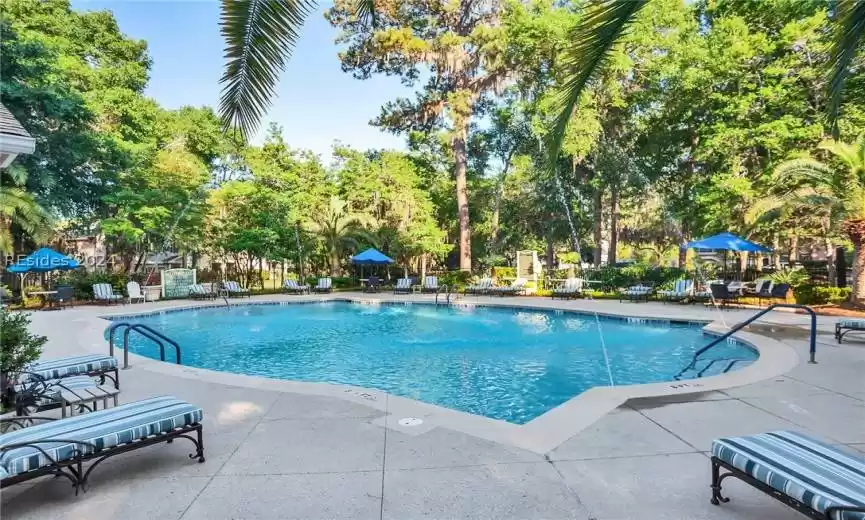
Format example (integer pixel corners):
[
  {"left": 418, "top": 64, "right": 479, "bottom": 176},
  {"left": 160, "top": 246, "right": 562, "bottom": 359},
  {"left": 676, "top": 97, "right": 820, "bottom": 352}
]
[{"left": 114, "top": 302, "right": 757, "bottom": 424}]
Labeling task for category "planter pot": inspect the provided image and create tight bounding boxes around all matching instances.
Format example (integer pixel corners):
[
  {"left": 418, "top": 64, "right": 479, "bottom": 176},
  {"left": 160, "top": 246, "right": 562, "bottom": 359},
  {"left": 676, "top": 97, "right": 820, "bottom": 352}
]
[{"left": 142, "top": 285, "right": 162, "bottom": 301}]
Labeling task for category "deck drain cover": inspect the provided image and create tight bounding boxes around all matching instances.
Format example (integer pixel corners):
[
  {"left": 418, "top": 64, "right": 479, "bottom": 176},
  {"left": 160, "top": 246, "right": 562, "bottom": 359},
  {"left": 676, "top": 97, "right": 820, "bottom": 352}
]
[{"left": 398, "top": 417, "right": 423, "bottom": 427}]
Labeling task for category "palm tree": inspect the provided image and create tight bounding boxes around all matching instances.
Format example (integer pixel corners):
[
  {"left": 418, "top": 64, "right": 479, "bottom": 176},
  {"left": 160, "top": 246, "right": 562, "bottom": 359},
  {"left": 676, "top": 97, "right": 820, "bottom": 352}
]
[
  {"left": 218, "top": 0, "right": 373, "bottom": 139},
  {"left": 0, "top": 169, "right": 52, "bottom": 256},
  {"left": 307, "top": 196, "right": 372, "bottom": 275},
  {"left": 762, "top": 136, "right": 865, "bottom": 303}
]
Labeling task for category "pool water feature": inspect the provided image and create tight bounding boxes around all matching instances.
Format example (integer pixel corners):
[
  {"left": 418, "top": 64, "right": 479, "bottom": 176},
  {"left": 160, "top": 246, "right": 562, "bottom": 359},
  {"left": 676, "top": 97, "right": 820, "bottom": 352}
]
[{"left": 113, "top": 302, "right": 757, "bottom": 424}]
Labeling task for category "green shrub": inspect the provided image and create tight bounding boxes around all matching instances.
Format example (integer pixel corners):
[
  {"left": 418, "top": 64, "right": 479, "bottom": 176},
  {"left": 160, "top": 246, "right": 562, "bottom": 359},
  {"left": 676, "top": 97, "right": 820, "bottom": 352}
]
[
  {"left": 55, "top": 269, "right": 129, "bottom": 300},
  {"left": 492, "top": 266, "right": 516, "bottom": 279},
  {"left": 580, "top": 264, "right": 687, "bottom": 290},
  {"left": 439, "top": 270, "right": 473, "bottom": 291},
  {"left": 768, "top": 267, "right": 810, "bottom": 288},
  {"left": 1, "top": 310, "right": 47, "bottom": 410},
  {"left": 794, "top": 284, "right": 851, "bottom": 305}
]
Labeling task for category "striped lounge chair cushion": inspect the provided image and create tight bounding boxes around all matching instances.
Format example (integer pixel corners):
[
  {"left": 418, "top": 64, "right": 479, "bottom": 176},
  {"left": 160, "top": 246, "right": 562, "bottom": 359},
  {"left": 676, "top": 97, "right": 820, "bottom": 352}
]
[
  {"left": 712, "top": 431, "right": 865, "bottom": 519},
  {"left": 0, "top": 396, "right": 203, "bottom": 478},
  {"left": 839, "top": 319, "right": 865, "bottom": 330},
  {"left": 26, "top": 354, "right": 117, "bottom": 381},
  {"left": 625, "top": 286, "right": 651, "bottom": 295}
]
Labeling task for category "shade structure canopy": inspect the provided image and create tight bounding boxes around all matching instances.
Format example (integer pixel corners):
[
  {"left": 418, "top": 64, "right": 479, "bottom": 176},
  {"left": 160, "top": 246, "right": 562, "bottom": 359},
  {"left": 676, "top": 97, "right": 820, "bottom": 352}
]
[
  {"left": 6, "top": 248, "right": 81, "bottom": 273},
  {"left": 351, "top": 248, "right": 394, "bottom": 265},
  {"left": 685, "top": 232, "right": 771, "bottom": 253}
]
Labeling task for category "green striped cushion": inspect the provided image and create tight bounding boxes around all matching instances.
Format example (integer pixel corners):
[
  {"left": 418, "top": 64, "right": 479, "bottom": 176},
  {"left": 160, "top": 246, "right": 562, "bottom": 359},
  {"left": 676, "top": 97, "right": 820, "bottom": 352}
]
[
  {"left": 0, "top": 396, "right": 202, "bottom": 477},
  {"left": 839, "top": 319, "right": 865, "bottom": 330},
  {"left": 712, "top": 431, "right": 865, "bottom": 519},
  {"left": 27, "top": 354, "right": 117, "bottom": 381}
]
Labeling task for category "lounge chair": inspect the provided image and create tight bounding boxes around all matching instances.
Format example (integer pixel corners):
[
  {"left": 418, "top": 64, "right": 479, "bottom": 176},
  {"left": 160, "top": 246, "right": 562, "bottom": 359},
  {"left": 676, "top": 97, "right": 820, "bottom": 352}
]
[
  {"left": 188, "top": 283, "right": 216, "bottom": 300},
  {"left": 708, "top": 283, "right": 739, "bottom": 309},
  {"left": 92, "top": 283, "right": 123, "bottom": 305},
  {"left": 658, "top": 279, "right": 694, "bottom": 303},
  {"left": 126, "top": 281, "right": 145, "bottom": 304},
  {"left": 710, "top": 430, "right": 865, "bottom": 519},
  {"left": 48, "top": 285, "right": 74, "bottom": 309},
  {"left": 24, "top": 354, "right": 120, "bottom": 390},
  {"left": 758, "top": 283, "right": 790, "bottom": 305},
  {"left": 836, "top": 319, "right": 865, "bottom": 344},
  {"left": 0, "top": 396, "right": 205, "bottom": 493},
  {"left": 551, "top": 278, "right": 583, "bottom": 299},
  {"left": 11, "top": 373, "right": 117, "bottom": 418},
  {"left": 364, "top": 276, "right": 381, "bottom": 293},
  {"left": 312, "top": 277, "right": 332, "bottom": 293},
  {"left": 393, "top": 278, "right": 412, "bottom": 294},
  {"left": 492, "top": 277, "right": 527, "bottom": 296},
  {"left": 619, "top": 284, "right": 653, "bottom": 302},
  {"left": 222, "top": 281, "right": 251, "bottom": 298},
  {"left": 464, "top": 277, "right": 493, "bottom": 295},
  {"left": 421, "top": 276, "right": 439, "bottom": 293},
  {"left": 283, "top": 279, "right": 310, "bottom": 294},
  {"left": 753, "top": 279, "right": 772, "bottom": 296}
]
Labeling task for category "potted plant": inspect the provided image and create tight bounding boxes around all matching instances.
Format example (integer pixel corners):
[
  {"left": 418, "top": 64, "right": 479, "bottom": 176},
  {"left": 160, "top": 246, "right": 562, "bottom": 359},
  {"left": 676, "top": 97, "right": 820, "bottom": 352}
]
[{"left": 1, "top": 310, "right": 47, "bottom": 414}]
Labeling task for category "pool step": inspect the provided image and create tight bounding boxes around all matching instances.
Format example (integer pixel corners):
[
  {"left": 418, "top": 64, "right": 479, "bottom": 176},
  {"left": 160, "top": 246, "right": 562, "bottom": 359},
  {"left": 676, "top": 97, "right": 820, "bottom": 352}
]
[{"left": 676, "top": 357, "right": 750, "bottom": 380}]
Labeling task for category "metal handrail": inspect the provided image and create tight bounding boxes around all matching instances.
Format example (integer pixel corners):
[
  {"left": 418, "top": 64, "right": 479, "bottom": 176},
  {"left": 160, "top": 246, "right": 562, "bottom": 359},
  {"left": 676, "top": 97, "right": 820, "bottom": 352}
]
[
  {"left": 108, "top": 322, "right": 182, "bottom": 369},
  {"left": 435, "top": 284, "right": 450, "bottom": 305},
  {"left": 674, "top": 303, "right": 817, "bottom": 380}
]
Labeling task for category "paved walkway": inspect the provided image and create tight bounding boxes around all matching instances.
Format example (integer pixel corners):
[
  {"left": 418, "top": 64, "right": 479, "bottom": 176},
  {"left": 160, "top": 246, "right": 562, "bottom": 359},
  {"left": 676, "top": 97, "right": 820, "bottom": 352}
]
[{"left": 2, "top": 294, "right": 863, "bottom": 519}]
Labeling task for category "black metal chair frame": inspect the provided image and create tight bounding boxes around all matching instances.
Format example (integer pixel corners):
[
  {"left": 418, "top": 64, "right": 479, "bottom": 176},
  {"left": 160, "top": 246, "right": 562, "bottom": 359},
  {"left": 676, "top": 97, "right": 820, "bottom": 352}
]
[
  {"left": 710, "top": 456, "right": 865, "bottom": 520},
  {"left": 0, "top": 419, "right": 204, "bottom": 494},
  {"left": 835, "top": 322, "right": 865, "bottom": 344},
  {"left": 364, "top": 277, "right": 381, "bottom": 293},
  {"left": 393, "top": 280, "right": 412, "bottom": 295},
  {"left": 283, "top": 282, "right": 310, "bottom": 295}
]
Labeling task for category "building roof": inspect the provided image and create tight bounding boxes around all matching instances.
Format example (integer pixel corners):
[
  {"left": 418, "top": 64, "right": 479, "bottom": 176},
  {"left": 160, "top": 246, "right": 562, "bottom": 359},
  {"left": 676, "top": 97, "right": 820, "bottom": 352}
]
[{"left": 0, "top": 103, "right": 31, "bottom": 138}]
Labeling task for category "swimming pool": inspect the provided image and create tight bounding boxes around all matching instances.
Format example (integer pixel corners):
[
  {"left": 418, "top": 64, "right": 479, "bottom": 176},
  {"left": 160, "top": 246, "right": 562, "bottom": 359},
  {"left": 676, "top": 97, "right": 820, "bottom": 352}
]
[{"left": 112, "top": 302, "right": 757, "bottom": 424}]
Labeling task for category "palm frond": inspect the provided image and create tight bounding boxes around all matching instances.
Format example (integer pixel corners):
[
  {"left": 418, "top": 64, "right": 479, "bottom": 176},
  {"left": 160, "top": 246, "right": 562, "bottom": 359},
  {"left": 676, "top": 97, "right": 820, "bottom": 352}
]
[
  {"left": 772, "top": 158, "right": 835, "bottom": 186},
  {"left": 219, "top": 0, "right": 314, "bottom": 139},
  {"left": 826, "top": 0, "right": 865, "bottom": 137},
  {"left": 354, "top": 0, "right": 376, "bottom": 27},
  {"left": 547, "top": 0, "right": 648, "bottom": 165}
]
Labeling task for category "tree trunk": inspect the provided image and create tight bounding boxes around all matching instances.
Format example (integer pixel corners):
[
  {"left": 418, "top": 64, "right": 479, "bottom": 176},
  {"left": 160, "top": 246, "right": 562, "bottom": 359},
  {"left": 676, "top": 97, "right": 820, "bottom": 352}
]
[
  {"left": 772, "top": 234, "right": 781, "bottom": 269},
  {"left": 755, "top": 253, "right": 763, "bottom": 272},
  {"left": 546, "top": 235, "right": 555, "bottom": 270},
  {"left": 258, "top": 257, "right": 265, "bottom": 289},
  {"left": 593, "top": 188, "right": 603, "bottom": 266},
  {"left": 330, "top": 251, "right": 340, "bottom": 276},
  {"left": 490, "top": 183, "right": 502, "bottom": 254},
  {"left": 452, "top": 134, "right": 472, "bottom": 271},
  {"left": 608, "top": 185, "right": 619, "bottom": 266},
  {"left": 825, "top": 238, "right": 836, "bottom": 286},
  {"left": 421, "top": 254, "right": 427, "bottom": 280},
  {"left": 844, "top": 219, "right": 865, "bottom": 303},
  {"left": 789, "top": 235, "right": 799, "bottom": 264}
]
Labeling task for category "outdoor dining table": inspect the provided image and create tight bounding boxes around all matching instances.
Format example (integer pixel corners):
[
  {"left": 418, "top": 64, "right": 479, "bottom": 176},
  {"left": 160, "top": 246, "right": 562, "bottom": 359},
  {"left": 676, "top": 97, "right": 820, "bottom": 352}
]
[{"left": 27, "top": 290, "right": 58, "bottom": 309}]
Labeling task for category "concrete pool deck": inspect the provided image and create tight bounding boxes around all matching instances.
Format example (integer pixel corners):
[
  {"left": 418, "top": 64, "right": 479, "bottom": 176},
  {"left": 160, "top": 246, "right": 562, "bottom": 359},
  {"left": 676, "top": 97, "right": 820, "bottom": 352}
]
[{"left": 2, "top": 293, "right": 864, "bottom": 519}]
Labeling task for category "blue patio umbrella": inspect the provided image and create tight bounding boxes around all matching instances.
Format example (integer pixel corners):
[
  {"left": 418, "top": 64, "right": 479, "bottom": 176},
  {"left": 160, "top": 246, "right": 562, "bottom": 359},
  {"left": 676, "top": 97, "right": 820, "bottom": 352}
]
[
  {"left": 6, "top": 247, "right": 81, "bottom": 273},
  {"left": 351, "top": 248, "right": 394, "bottom": 265},
  {"left": 685, "top": 232, "right": 771, "bottom": 253}
]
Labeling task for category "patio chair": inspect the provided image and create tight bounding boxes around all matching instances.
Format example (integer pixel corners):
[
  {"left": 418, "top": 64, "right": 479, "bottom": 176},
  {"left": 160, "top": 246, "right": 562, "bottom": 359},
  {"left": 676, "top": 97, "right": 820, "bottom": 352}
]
[
  {"left": 393, "top": 278, "right": 412, "bottom": 294},
  {"left": 92, "top": 283, "right": 123, "bottom": 305},
  {"left": 619, "top": 284, "right": 653, "bottom": 302},
  {"left": 758, "top": 283, "right": 790, "bottom": 305},
  {"left": 23, "top": 354, "right": 119, "bottom": 390},
  {"left": 753, "top": 279, "right": 772, "bottom": 296},
  {"left": 221, "top": 281, "right": 251, "bottom": 298},
  {"left": 364, "top": 276, "right": 381, "bottom": 293},
  {"left": 11, "top": 373, "right": 117, "bottom": 418},
  {"left": 48, "top": 285, "right": 74, "bottom": 309},
  {"left": 312, "top": 277, "right": 332, "bottom": 293},
  {"left": 0, "top": 396, "right": 205, "bottom": 493},
  {"left": 283, "top": 279, "right": 310, "bottom": 294},
  {"left": 710, "top": 430, "right": 865, "bottom": 519},
  {"left": 188, "top": 284, "right": 216, "bottom": 300},
  {"left": 126, "top": 281, "right": 145, "bottom": 304},
  {"left": 492, "top": 277, "right": 527, "bottom": 296},
  {"left": 658, "top": 279, "right": 694, "bottom": 303},
  {"left": 708, "top": 283, "right": 739, "bottom": 309},
  {"left": 421, "top": 276, "right": 439, "bottom": 293},
  {"left": 835, "top": 319, "right": 865, "bottom": 344},
  {"left": 464, "top": 277, "right": 493, "bottom": 295},
  {"left": 551, "top": 278, "right": 583, "bottom": 300}
]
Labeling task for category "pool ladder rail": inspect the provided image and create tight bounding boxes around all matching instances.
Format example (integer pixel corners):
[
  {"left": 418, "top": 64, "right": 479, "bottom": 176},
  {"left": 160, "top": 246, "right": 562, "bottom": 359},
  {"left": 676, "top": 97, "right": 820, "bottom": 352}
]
[
  {"left": 108, "top": 322, "right": 182, "bottom": 369},
  {"left": 435, "top": 284, "right": 453, "bottom": 305},
  {"left": 672, "top": 303, "right": 816, "bottom": 381}
]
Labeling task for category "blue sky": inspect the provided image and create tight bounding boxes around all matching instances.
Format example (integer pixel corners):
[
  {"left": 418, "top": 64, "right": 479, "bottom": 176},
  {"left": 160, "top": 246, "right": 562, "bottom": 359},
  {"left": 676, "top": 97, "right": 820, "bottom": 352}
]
[{"left": 70, "top": 1, "right": 411, "bottom": 160}]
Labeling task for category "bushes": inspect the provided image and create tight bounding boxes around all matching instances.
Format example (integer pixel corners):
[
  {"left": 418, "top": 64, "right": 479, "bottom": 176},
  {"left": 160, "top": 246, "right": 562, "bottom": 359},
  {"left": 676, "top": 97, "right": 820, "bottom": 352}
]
[
  {"left": 1, "top": 310, "right": 47, "bottom": 410},
  {"left": 303, "top": 276, "right": 356, "bottom": 289},
  {"left": 492, "top": 266, "right": 516, "bottom": 279},
  {"left": 439, "top": 270, "right": 473, "bottom": 291},
  {"left": 55, "top": 269, "right": 129, "bottom": 300},
  {"left": 580, "top": 264, "right": 687, "bottom": 290},
  {"left": 794, "top": 284, "right": 851, "bottom": 305}
]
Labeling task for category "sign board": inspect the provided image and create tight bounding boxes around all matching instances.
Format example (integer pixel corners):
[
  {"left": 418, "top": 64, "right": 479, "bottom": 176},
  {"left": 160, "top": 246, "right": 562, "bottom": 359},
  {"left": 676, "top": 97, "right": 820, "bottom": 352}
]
[{"left": 160, "top": 268, "right": 195, "bottom": 298}]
